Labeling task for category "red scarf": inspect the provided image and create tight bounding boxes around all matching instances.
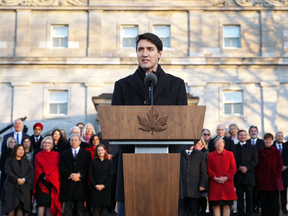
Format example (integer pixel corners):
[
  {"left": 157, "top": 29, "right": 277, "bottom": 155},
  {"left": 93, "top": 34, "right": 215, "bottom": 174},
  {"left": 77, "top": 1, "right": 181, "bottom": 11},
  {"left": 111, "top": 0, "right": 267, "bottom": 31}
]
[{"left": 34, "top": 150, "right": 61, "bottom": 216}]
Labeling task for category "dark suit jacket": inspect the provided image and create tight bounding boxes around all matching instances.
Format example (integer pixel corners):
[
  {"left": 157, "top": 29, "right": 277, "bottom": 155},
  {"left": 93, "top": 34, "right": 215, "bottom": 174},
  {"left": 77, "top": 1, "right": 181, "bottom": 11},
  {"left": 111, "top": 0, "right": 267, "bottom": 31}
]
[
  {"left": 246, "top": 138, "right": 264, "bottom": 150},
  {"left": 59, "top": 148, "right": 91, "bottom": 201},
  {"left": 30, "top": 135, "right": 43, "bottom": 149},
  {"left": 1, "top": 132, "right": 29, "bottom": 153},
  {"left": 273, "top": 141, "right": 288, "bottom": 186},
  {"left": 234, "top": 142, "right": 258, "bottom": 186},
  {"left": 179, "top": 150, "right": 207, "bottom": 199},
  {"left": 111, "top": 64, "right": 187, "bottom": 202},
  {"left": 60, "top": 139, "right": 89, "bottom": 152},
  {"left": 208, "top": 136, "right": 236, "bottom": 156}
]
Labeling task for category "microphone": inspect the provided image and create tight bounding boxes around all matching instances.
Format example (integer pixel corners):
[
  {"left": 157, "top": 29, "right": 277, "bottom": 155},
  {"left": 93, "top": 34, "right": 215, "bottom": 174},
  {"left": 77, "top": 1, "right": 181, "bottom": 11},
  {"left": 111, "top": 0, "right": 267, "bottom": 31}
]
[
  {"left": 144, "top": 73, "right": 158, "bottom": 87},
  {"left": 144, "top": 73, "right": 157, "bottom": 106}
]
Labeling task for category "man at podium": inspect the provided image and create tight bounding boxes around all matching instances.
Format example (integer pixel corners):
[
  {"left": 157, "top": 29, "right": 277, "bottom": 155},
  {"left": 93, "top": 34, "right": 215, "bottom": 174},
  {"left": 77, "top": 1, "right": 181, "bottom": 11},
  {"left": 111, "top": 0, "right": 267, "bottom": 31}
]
[{"left": 111, "top": 32, "right": 188, "bottom": 216}]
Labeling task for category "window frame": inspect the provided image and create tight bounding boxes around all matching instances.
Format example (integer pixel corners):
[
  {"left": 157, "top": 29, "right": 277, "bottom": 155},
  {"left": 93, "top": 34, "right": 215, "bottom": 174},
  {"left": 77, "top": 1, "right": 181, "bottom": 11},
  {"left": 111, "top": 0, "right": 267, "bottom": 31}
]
[
  {"left": 48, "top": 90, "right": 68, "bottom": 115},
  {"left": 223, "top": 90, "right": 243, "bottom": 115},
  {"left": 222, "top": 25, "right": 241, "bottom": 49},
  {"left": 51, "top": 25, "right": 69, "bottom": 49},
  {"left": 120, "top": 25, "right": 139, "bottom": 49},
  {"left": 153, "top": 25, "right": 171, "bottom": 48}
]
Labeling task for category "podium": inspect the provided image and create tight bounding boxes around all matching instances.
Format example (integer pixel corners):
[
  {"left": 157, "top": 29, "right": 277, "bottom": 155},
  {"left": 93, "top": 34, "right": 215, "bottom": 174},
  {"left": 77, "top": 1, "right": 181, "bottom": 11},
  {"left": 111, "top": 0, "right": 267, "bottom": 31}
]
[{"left": 98, "top": 106, "right": 206, "bottom": 216}]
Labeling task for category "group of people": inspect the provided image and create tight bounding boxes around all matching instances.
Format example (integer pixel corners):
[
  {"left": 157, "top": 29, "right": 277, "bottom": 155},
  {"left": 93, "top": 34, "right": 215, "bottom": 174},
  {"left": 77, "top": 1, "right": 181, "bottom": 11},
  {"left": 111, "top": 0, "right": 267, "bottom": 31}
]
[
  {"left": 179, "top": 123, "right": 287, "bottom": 216},
  {"left": 0, "top": 119, "right": 114, "bottom": 216}
]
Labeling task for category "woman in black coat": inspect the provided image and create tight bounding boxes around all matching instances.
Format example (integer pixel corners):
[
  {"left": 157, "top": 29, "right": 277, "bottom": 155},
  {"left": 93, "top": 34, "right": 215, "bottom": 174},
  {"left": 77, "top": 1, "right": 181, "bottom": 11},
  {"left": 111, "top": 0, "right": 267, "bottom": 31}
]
[
  {"left": 0, "top": 137, "right": 17, "bottom": 195},
  {"left": 1, "top": 145, "right": 32, "bottom": 216},
  {"left": 88, "top": 144, "right": 114, "bottom": 216}
]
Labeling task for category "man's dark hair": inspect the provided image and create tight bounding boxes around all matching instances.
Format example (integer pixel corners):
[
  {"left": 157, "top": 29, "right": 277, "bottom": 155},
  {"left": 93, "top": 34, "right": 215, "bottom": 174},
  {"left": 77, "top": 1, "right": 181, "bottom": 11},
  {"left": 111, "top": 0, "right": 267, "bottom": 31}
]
[
  {"left": 135, "top": 33, "right": 163, "bottom": 52},
  {"left": 249, "top": 125, "right": 258, "bottom": 133},
  {"left": 237, "top": 130, "right": 247, "bottom": 136}
]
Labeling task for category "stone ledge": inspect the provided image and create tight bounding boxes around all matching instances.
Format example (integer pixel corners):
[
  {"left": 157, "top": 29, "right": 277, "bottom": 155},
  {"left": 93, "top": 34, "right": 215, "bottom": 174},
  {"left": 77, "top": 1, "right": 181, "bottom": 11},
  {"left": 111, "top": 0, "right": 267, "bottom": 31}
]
[{"left": 1, "top": 57, "right": 288, "bottom": 65}]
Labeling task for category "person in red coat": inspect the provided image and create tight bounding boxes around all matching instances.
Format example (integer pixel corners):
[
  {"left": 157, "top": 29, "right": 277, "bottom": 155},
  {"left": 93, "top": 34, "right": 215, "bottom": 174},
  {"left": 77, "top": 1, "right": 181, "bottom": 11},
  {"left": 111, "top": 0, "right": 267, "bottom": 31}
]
[
  {"left": 255, "top": 133, "right": 283, "bottom": 216},
  {"left": 207, "top": 137, "right": 237, "bottom": 216},
  {"left": 86, "top": 135, "right": 108, "bottom": 159},
  {"left": 34, "top": 136, "right": 61, "bottom": 216}
]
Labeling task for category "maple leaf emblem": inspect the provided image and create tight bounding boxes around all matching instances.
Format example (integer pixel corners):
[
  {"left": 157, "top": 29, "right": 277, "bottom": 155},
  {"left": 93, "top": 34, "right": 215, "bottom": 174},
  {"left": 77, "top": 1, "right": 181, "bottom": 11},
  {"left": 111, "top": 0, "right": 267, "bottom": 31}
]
[{"left": 137, "top": 107, "right": 168, "bottom": 135}]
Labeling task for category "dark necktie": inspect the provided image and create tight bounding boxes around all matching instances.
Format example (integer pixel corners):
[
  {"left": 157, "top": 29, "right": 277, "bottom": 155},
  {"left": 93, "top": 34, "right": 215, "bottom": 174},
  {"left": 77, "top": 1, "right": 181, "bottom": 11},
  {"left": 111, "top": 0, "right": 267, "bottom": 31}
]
[
  {"left": 279, "top": 145, "right": 282, "bottom": 154},
  {"left": 17, "top": 134, "right": 20, "bottom": 144},
  {"left": 74, "top": 150, "right": 77, "bottom": 159},
  {"left": 36, "top": 137, "right": 39, "bottom": 145}
]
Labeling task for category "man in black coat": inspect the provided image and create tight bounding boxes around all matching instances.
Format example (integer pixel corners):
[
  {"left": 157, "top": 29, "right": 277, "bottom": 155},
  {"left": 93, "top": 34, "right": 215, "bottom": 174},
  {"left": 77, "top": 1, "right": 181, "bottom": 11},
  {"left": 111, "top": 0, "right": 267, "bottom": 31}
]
[
  {"left": 208, "top": 124, "right": 236, "bottom": 156},
  {"left": 235, "top": 130, "right": 258, "bottom": 216},
  {"left": 179, "top": 145, "right": 206, "bottom": 216},
  {"left": 111, "top": 32, "right": 187, "bottom": 216},
  {"left": 246, "top": 125, "right": 264, "bottom": 213},
  {"left": 246, "top": 125, "right": 264, "bottom": 150},
  {"left": 60, "top": 126, "right": 89, "bottom": 151},
  {"left": 1, "top": 119, "right": 29, "bottom": 153},
  {"left": 30, "top": 122, "right": 44, "bottom": 149},
  {"left": 273, "top": 131, "right": 288, "bottom": 213},
  {"left": 59, "top": 133, "right": 91, "bottom": 216}
]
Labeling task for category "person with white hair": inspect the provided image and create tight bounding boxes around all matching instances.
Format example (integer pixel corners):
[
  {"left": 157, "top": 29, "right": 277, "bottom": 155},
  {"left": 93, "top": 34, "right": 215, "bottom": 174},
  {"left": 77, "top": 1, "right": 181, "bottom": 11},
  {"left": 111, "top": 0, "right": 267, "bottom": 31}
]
[
  {"left": 1, "top": 119, "right": 29, "bottom": 153},
  {"left": 81, "top": 123, "right": 96, "bottom": 143}
]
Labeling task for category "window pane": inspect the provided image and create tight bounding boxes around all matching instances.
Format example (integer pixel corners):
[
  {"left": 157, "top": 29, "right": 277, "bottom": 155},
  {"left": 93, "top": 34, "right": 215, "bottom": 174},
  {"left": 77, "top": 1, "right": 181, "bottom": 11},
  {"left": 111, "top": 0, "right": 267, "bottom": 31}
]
[
  {"left": 224, "top": 104, "right": 232, "bottom": 114},
  {"left": 223, "top": 26, "right": 240, "bottom": 37},
  {"left": 50, "top": 91, "right": 68, "bottom": 102},
  {"left": 49, "top": 104, "right": 58, "bottom": 114},
  {"left": 52, "top": 26, "right": 68, "bottom": 37},
  {"left": 154, "top": 26, "right": 170, "bottom": 37},
  {"left": 161, "top": 38, "right": 170, "bottom": 48},
  {"left": 61, "top": 38, "right": 68, "bottom": 48},
  {"left": 122, "top": 26, "right": 138, "bottom": 37},
  {"left": 223, "top": 91, "right": 243, "bottom": 103},
  {"left": 59, "top": 104, "right": 67, "bottom": 114},
  {"left": 122, "top": 38, "right": 130, "bottom": 47},
  {"left": 224, "top": 38, "right": 230, "bottom": 47},
  {"left": 53, "top": 38, "right": 59, "bottom": 47},
  {"left": 231, "top": 38, "right": 239, "bottom": 48},
  {"left": 233, "top": 103, "right": 243, "bottom": 114}
]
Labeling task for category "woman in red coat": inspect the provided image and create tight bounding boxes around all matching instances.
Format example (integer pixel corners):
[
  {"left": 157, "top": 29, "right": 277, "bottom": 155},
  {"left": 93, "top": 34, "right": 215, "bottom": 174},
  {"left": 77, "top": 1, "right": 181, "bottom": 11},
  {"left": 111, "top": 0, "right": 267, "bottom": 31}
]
[
  {"left": 34, "top": 136, "right": 61, "bottom": 216},
  {"left": 255, "top": 133, "right": 283, "bottom": 216},
  {"left": 207, "top": 137, "right": 237, "bottom": 216}
]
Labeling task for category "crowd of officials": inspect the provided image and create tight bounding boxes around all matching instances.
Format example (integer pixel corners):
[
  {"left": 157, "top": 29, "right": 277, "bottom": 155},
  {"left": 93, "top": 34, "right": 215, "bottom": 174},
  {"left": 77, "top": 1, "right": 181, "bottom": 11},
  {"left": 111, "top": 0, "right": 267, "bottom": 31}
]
[{"left": 0, "top": 119, "right": 287, "bottom": 216}]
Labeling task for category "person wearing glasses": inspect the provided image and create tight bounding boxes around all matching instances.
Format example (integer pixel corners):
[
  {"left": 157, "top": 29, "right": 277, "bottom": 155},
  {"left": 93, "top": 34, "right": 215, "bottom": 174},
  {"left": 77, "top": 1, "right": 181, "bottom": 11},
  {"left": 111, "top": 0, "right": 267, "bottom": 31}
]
[{"left": 202, "top": 129, "right": 211, "bottom": 146}]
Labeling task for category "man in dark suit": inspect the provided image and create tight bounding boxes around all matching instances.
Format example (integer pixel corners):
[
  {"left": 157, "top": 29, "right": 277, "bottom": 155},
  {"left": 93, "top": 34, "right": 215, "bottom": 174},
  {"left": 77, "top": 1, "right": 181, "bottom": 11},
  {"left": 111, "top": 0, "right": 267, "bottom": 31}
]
[
  {"left": 235, "top": 130, "right": 258, "bottom": 216},
  {"left": 30, "top": 122, "right": 44, "bottom": 149},
  {"left": 208, "top": 124, "right": 236, "bottom": 156},
  {"left": 1, "top": 118, "right": 29, "bottom": 153},
  {"left": 246, "top": 125, "right": 264, "bottom": 150},
  {"left": 246, "top": 125, "right": 264, "bottom": 213},
  {"left": 273, "top": 131, "right": 288, "bottom": 213},
  {"left": 59, "top": 133, "right": 91, "bottom": 216},
  {"left": 111, "top": 32, "right": 187, "bottom": 216},
  {"left": 179, "top": 145, "right": 206, "bottom": 216}
]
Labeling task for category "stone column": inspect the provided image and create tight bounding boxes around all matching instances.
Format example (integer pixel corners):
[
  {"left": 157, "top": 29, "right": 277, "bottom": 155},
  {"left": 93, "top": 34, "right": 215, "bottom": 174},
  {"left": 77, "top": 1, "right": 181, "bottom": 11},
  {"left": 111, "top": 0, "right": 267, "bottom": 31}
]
[
  {"left": 11, "top": 82, "right": 30, "bottom": 120},
  {"left": 85, "top": 82, "right": 104, "bottom": 131},
  {"left": 261, "top": 81, "right": 279, "bottom": 135},
  {"left": 188, "top": 10, "right": 203, "bottom": 57},
  {"left": 87, "top": 10, "right": 102, "bottom": 57},
  {"left": 15, "top": 10, "right": 31, "bottom": 57},
  {"left": 260, "top": 11, "right": 276, "bottom": 57}
]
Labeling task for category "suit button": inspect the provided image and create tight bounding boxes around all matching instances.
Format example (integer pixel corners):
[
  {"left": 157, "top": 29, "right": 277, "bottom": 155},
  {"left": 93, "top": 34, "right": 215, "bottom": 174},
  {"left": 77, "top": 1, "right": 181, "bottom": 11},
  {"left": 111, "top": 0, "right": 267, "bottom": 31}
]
[
  {"left": 144, "top": 101, "right": 148, "bottom": 105},
  {"left": 187, "top": 170, "right": 189, "bottom": 172},
  {"left": 187, "top": 179, "right": 189, "bottom": 182},
  {"left": 74, "top": 162, "right": 76, "bottom": 165}
]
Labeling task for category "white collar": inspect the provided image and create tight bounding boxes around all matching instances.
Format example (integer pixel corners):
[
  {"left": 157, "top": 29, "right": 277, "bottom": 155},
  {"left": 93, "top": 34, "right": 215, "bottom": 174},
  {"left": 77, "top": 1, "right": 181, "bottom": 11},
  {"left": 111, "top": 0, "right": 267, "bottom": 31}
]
[
  {"left": 185, "top": 149, "right": 193, "bottom": 155},
  {"left": 72, "top": 146, "right": 80, "bottom": 154}
]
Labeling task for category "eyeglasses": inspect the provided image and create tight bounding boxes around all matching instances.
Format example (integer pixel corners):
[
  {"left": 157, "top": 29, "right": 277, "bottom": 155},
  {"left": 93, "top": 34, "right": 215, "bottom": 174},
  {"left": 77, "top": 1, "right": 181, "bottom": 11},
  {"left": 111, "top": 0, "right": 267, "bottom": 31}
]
[{"left": 203, "top": 133, "right": 210, "bottom": 136}]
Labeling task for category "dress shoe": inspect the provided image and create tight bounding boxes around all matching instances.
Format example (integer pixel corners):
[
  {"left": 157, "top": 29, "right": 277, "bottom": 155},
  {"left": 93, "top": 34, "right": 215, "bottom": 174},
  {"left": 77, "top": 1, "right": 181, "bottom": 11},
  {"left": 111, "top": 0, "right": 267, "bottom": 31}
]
[{"left": 282, "top": 209, "right": 288, "bottom": 213}]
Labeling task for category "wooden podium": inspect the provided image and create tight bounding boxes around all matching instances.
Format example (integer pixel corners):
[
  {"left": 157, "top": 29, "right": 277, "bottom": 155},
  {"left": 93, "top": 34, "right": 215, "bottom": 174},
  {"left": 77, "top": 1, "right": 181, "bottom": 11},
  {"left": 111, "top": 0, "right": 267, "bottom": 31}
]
[{"left": 98, "top": 106, "right": 206, "bottom": 216}]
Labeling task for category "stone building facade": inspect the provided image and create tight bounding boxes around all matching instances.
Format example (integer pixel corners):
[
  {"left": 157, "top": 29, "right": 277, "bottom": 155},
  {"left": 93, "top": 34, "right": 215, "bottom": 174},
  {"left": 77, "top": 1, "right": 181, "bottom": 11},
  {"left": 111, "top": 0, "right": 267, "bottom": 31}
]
[{"left": 0, "top": 0, "right": 288, "bottom": 140}]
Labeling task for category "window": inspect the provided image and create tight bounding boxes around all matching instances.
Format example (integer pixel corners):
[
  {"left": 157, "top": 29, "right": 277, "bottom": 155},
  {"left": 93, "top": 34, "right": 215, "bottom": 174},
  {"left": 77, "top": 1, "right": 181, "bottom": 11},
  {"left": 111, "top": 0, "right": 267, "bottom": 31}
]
[
  {"left": 121, "top": 25, "right": 138, "bottom": 48},
  {"left": 51, "top": 25, "right": 68, "bottom": 48},
  {"left": 153, "top": 25, "right": 170, "bottom": 48},
  {"left": 223, "top": 90, "right": 243, "bottom": 114},
  {"left": 223, "top": 26, "right": 240, "bottom": 48},
  {"left": 49, "top": 90, "right": 68, "bottom": 115}
]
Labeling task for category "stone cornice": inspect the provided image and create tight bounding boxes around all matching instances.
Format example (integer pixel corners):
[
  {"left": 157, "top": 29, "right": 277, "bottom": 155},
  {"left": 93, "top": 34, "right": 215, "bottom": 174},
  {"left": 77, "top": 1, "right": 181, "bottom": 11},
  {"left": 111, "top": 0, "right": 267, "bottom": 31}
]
[
  {"left": 0, "top": 6, "right": 288, "bottom": 10},
  {"left": 0, "top": 57, "right": 288, "bottom": 65}
]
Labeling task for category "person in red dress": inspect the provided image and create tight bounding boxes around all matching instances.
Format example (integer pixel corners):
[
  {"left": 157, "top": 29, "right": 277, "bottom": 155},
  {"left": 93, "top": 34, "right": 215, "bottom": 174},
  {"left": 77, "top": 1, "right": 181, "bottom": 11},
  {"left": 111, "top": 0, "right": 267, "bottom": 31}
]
[
  {"left": 207, "top": 137, "right": 237, "bottom": 216},
  {"left": 34, "top": 136, "right": 61, "bottom": 216}
]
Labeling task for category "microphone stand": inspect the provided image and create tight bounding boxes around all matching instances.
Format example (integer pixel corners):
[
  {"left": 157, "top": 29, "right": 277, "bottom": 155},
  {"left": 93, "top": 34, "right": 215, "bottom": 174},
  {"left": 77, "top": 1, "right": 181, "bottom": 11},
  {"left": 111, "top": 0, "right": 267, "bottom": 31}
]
[{"left": 150, "top": 82, "right": 154, "bottom": 106}]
